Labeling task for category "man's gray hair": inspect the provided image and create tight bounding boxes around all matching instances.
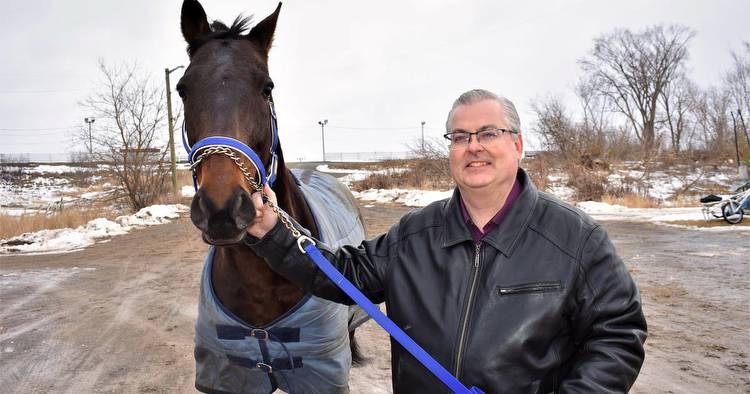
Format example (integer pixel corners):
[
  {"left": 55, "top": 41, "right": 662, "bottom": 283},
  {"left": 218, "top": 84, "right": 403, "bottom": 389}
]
[{"left": 445, "top": 89, "right": 521, "bottom": 134}]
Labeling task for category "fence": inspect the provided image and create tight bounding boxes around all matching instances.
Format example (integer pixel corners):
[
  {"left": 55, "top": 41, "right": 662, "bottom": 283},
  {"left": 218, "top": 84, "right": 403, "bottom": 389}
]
[
  {"left": 317, "top": 151, "right": 414, "bottom": 162},
  {"left": 0, "top": 153, "right": 73, "bottom": 164}
]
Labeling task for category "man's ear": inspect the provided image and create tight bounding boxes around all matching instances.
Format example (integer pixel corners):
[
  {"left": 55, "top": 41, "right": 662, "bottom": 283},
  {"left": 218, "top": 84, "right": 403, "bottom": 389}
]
[
  {"left": 181, "top": 0, "right": 211, "bottom": 44},
  {"left": 515, "top": 133, "right": 524, "bottom": 160},
  {"left": 248, "top": 3, "right": 282, "bottom": 55}
]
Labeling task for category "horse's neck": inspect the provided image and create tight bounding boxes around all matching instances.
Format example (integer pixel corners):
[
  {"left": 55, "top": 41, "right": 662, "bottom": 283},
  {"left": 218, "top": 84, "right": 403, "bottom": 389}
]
[
  {"left": 273, "top": 167, "right": 320, "bottom": 239},
  {"left": 212, "top": 165, "right": 316, "bottom": 327}
]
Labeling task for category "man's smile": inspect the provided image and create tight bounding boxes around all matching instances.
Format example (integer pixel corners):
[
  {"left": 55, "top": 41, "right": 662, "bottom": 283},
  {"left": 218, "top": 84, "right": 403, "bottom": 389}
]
[{"left": 466, "top": 161, "right": 491, "bottom": 168}]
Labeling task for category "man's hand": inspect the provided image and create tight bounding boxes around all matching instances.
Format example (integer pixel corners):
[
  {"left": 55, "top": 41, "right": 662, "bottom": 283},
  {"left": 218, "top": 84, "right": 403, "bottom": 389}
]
[{"left": 246, "top": 184, "right": 279, "bottom": 238}]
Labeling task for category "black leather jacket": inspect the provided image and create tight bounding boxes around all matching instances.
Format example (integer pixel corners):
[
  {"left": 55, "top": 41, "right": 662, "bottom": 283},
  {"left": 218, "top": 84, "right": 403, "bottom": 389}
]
[{"left": 248, "top": 169, "right": 647, "bottom": 394}]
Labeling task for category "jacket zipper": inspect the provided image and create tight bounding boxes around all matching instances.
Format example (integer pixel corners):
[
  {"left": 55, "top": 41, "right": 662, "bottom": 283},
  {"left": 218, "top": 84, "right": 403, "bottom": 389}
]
[
  {"left": 497, "top": 281, "right": 561, "bottom": 295},
  {"left": 454, "top": 243, "right": 482, "bottom": 378}
]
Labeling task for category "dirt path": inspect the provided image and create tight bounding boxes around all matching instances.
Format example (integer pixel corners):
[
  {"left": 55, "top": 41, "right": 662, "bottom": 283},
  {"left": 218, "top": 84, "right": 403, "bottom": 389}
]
[{"left": 0, "top": 203, "right": 747, "bottom": 393}]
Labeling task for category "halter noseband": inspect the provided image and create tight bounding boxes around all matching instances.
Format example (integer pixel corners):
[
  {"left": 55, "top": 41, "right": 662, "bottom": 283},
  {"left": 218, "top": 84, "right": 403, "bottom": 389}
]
[{"left": 183, "top": 100, "right": 280, "bottom": 192}]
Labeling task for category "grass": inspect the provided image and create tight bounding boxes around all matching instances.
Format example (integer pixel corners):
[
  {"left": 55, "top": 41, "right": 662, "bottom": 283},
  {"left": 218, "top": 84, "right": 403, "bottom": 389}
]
[
  {"left": 0, "top": 168, "right": 196, "bottom": 240},
  {"left": 345, "top": 158, "right": 454, "bottom": 191},
  {"left": 661, "top": 219, "right": 750, "bottom": 228},
  {"left": 0, "top": 206, "right": 119, "bottom": 240},
  {"left": 327, "top": 159, "right": 415, "bottom": 171},
  {"left": 601, "top": 193, "right": 662, "bottom": 208}
]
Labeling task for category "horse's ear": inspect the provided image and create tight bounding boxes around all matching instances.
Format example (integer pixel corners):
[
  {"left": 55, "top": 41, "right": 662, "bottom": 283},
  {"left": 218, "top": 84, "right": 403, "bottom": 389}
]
[
  {"left": 181, "top": 0, "right": 211, "bottom": 44},
  {"left": 248, "top": 3, "right": 282, "bottom": 54}
]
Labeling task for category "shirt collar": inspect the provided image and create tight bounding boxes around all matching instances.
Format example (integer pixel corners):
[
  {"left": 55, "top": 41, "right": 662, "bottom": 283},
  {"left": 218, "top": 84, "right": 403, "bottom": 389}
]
[{"left": 459, "top": 179, "right": 522, "bottom": 227}]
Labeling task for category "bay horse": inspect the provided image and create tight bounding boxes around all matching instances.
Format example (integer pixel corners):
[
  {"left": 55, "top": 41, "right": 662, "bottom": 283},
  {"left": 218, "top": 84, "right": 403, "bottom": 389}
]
[{"left": 179, "top": 1, "right": 367, "bottom": 393}]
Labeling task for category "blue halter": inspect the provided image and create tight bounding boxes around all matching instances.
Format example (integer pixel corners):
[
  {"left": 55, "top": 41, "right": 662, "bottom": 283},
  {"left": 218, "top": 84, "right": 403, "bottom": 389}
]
[{"left": 183, "top": 100, "right": 280, "bottom": 191}]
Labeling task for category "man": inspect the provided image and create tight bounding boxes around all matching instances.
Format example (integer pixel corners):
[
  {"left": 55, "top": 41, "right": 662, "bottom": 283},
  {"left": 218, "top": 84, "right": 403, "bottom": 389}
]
[{"left": 245, "top": 89, "right": 647, "bottom": 393}]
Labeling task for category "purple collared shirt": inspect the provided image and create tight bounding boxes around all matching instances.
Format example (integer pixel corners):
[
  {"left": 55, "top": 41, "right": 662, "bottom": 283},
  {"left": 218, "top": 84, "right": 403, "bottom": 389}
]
[{"left": 459, "top": 179, "right": 523, "bottom": 244}]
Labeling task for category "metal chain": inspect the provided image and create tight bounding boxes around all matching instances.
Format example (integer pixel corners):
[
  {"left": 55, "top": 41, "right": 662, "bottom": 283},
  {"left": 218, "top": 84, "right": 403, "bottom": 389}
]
[{"left": 190, "top": 146, "right": 302, "bottom": 238}]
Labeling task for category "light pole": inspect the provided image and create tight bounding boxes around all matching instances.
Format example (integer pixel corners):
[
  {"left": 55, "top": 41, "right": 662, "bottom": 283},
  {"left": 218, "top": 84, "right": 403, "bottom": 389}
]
[
  {"left": 421, "top": 121, "right": 426, "bottom": 153},
  {"left": 84, "top": 117, "right": 95, "bottom": 159},
  {"left": 165, "top": 65, "right": 184, "bottom": 195},
  {"left": 318, "top": 119, "right": 328, "bottom": 162}
]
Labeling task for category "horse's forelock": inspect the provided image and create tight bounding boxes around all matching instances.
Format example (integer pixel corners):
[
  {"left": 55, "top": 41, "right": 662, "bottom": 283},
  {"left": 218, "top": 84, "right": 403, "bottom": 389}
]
[{"left": 187, "top": 15, "right": 254, "bottom": 56}]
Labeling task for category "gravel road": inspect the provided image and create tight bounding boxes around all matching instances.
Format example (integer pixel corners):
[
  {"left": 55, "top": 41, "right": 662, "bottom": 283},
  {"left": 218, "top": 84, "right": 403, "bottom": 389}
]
[{"left": 0, "top": 202, "right": 747, "bottom": 393}]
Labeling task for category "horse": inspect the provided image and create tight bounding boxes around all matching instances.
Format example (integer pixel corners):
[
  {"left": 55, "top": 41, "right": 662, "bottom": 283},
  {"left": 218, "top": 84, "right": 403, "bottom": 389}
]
[{"left": 178, "top": 1, "right": 367, "bottom": 393}]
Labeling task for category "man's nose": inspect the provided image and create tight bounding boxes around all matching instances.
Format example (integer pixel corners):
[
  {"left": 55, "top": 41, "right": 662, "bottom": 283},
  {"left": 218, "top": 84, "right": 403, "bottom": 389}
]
[{"left": 467, "top": 134, "right": 484, "bottom": 151}]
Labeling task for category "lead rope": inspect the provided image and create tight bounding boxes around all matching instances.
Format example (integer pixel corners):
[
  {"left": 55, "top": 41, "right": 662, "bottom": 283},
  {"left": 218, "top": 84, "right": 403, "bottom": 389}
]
[
  {"left": 187, "top": 106, "right": 482, "bottom": 394},
  {"left": 257, "top": 188, "right": 483, "bottom": 394}
]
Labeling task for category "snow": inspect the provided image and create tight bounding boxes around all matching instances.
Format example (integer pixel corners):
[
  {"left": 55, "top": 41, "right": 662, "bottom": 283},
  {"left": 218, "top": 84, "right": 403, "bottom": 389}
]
[
  {"left": 353, "top": 188, "right": 453, "bottom": 207},
  {"left": 315, "top": 164, "right": 355, "bottom": 174},
  {"left": 317, "top": 164, "right": 409, "bottom": 187},
  {"left": 181, "top": 185, "right": 196, "bottom": 198},
  {"left": 0, "top": 204, "right": 189, "bottom": 255},
  {"left": 2, "top": 164, "right": 747, "bottom": 257},
  {"left": 0, "top": 266, "right": 97, "bottom": 292},
  {"left": 1, "top": 165, "right": 84, "bottom": 212},
  {"left": 349, "top": 188, "right": 749, "bottom": 232}
]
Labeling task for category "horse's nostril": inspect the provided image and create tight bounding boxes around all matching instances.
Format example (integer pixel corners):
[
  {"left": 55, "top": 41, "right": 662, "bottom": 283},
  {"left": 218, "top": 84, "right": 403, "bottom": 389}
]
[
  {"left": 190, "top": 193, "right": 209, "bottom": 232},
  {"left": 233, "top": 189, "right": 256, "bottom": 230}
]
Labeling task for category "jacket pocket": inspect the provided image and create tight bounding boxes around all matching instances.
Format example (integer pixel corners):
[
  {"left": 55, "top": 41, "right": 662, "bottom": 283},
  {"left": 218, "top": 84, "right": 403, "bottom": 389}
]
[{"left": 497, "top": 280, "right": 562, "bottom": 296}]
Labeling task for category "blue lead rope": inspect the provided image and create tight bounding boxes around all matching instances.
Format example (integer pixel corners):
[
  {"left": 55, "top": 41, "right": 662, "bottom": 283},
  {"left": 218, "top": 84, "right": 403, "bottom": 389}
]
[{"left": 300, "top": 241, "right": 485, "bottom": 394}]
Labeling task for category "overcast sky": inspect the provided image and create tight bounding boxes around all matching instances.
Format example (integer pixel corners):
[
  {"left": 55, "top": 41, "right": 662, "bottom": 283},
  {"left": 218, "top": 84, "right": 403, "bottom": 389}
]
[{"left": 1, "top": 0, "right": 748, "bottom": 161}]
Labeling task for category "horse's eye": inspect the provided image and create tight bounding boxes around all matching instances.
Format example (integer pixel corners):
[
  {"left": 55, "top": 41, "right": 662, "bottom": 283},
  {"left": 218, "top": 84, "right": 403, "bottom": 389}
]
[
  {"left": 176, "top": 84, "right": 187, "bottom": 99},
  {"left": 262, "top": 82, "right": 274, "bottom": 98}
]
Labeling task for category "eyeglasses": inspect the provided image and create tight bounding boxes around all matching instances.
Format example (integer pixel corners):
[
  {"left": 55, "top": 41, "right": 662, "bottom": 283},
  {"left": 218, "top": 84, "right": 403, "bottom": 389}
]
[{"left": 443, "top": 128, "right": 517, "bottom": 149}]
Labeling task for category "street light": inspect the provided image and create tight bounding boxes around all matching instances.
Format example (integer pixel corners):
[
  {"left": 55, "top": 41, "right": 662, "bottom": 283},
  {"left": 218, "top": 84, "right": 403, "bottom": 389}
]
[
  {"left": 421, "top": 121, "right": 426, "bottom": 153},
  {"left": 318, "top": 119, "right": 328, "bottom": 162},
  {"left": 84, "top": 117, "right": 95, "bottom": 158},
  {"left": 165, "top": 65, "right": 184, "bottom": 195}
]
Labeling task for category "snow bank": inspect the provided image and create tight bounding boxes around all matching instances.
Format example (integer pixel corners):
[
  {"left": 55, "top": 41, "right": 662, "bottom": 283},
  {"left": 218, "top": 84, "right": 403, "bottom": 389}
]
[{"left": 0, "top": 204, "right": 189, "bottom": 255}]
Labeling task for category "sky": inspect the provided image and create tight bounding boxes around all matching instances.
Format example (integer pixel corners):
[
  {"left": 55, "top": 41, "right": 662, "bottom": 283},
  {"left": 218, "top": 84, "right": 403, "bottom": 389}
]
[{"left": 1, "top": 0, "right": 748, "bottom": 162}]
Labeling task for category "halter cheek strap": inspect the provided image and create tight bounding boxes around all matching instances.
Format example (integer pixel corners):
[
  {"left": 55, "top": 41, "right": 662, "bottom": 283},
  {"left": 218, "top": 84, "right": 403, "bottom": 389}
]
[{"left": 183, "top": 100, "right": 280, "bottom": 191}]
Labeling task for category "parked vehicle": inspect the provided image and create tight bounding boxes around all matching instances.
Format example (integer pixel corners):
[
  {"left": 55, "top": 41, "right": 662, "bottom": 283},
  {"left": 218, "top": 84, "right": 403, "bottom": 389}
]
[{"left": 702, "top": 181, "right": 750, "bottom": 224}]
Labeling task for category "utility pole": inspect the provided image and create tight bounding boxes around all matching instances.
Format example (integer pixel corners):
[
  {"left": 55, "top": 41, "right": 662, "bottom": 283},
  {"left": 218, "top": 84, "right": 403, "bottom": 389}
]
[
  {"left": 731, "top": 111, "right": 740, "bottom": 166},
  {"left": 421, "top": 121, "right": 426, "bottom": 153},
  {"left": 738, "top": 109, "right": 750, "bottom": 151},
  {"left": 736, "top": 109, "right": 749, "bottom": 180},
  {"left": 84, "top": 117, "right": 95, "bottom": 159},
  {"left": 318, "top": 119, "right": 328, "bottom": 162},
  {"left": 165, "top": 65, "right": 184, "bottom": 195}
]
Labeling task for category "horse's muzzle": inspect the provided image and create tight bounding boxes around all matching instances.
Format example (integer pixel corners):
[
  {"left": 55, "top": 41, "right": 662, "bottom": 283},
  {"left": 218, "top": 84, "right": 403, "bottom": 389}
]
[{"left": 191, "top": 186, "right": 255, "bottom": 244}]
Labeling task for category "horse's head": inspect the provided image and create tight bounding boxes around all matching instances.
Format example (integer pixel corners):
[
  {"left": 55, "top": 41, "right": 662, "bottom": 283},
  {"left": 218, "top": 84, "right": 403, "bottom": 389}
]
[{"left": 179, "top": 0, "right": 281, "bottom": 245}]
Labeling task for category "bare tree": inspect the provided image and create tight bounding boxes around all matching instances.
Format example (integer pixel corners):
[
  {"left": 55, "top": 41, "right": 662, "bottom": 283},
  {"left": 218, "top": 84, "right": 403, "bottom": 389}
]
[
  {"left": 724, "top": 42, "right": 750, "bottom": 119},
  {"left": 80, "top": 61, "right": 169, "bottom": 210},
  {"left": 532, "top": 93, "right": 613, "bottom": 163},
  {"left": 531, "top": 96, "right": 579, "bottom": 159},
  {"left": 580, "top": 24, "right": 695, "bottom": 151},
  {"left": 692, "top": 86, "right": 732, "bottom": 159},
  {"left": 576, "top": 77, "right": 611, "bottom": 140},
  {"left": 660, "top": 75, "right": 697, "bottom": 153},
  {"left": 724, "top": 42, "right": 750, "bottom": 152}
]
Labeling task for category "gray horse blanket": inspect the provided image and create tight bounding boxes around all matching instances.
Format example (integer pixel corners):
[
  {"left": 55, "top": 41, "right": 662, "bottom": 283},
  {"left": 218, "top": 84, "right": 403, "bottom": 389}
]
[{"left": 195, "top": 169, "right": 366, "bottom": 394}]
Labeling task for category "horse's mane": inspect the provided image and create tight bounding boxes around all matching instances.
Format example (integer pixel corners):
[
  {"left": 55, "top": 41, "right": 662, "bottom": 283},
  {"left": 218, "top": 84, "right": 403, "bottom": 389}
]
[{"left": 187, "top": 15, "right": 253, "bottom": 56}]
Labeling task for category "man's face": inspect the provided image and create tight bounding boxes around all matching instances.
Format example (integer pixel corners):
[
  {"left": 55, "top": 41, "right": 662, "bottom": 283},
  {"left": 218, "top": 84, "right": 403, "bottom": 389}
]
[{"left": 448, "top": 99, "right": 524, "bottom": 195}]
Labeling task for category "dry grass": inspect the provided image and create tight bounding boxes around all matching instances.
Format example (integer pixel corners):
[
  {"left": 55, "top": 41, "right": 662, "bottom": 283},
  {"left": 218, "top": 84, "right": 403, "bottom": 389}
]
[
  {"left": 662, "top": 219, "right": 750, "bottom": 228},
  {"left": 0, "top": 168, "right": 195, "bottom": 240},
  {"left": 601, "top": 193, "right": 662, "bottom": 208},
  {"left": 327, "top": 159, "right": 415, "bottom": 172},
  {"left": 0, "top": 206, "right": 119, "bottom": 240},
  {"left": 349, "top": 158, "right": 453, "bottom": 191},
  {"left": 524, "top": 154, "right": 553, "bottom": 191},
  {"left": 151, "top": 169, "right": 195, "bottom": 205}
]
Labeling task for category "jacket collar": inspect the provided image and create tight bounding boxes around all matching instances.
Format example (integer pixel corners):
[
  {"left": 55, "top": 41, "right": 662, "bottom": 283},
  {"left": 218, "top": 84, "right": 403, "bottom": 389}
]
[{"left": 442, "top": 168, "right": 538, "bottom": 257}]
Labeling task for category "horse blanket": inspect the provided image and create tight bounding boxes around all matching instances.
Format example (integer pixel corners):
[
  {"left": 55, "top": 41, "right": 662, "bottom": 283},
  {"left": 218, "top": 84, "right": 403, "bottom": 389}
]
[{"left": 194, "top": 169, "right": 366, "bottom": 394}]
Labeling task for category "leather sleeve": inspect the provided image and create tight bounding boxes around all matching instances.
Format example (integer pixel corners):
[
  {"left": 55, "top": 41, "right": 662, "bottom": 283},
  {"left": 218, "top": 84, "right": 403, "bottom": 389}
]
[
  {"left": 559, "top": 225, "right": 648, "bottom": 393},
  {"left": 245, "top": 218, "right": 396, "bottom": 305}
]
